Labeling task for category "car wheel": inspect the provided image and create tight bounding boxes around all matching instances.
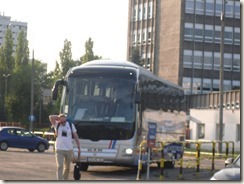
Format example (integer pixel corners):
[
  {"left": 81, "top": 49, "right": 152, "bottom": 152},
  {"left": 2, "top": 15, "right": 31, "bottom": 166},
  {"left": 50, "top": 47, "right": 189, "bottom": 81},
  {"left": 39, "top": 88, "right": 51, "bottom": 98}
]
[
  {"left": 78, "top": 163, "right": 89, "bottom": 171},
  {"left": 37, "top": 143, "right": 46, "bottom": 152},
  {"left": 0, "top": 141, "right": 8, "bottom": 151},
  {"left": 28, "top": 149, "right": 35, "bottom": 152}
]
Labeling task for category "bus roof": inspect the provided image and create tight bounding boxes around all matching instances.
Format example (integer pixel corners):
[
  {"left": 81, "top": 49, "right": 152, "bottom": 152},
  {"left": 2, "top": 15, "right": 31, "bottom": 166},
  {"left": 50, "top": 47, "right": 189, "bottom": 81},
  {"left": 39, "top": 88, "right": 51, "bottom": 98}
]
[
  {"left": 74, "top": 60, "right": 139, "bottom": 69},
  {"left": 68, "top": 60, "right": 184, "bottom": 92}
]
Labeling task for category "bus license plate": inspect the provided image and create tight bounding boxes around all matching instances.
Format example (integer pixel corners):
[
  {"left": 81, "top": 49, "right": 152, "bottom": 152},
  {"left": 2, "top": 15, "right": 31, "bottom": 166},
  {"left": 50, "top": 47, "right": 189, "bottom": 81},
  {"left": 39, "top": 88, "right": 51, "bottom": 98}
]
[{"left": 87, "top": 157, "right": 104, "bottom": 162}]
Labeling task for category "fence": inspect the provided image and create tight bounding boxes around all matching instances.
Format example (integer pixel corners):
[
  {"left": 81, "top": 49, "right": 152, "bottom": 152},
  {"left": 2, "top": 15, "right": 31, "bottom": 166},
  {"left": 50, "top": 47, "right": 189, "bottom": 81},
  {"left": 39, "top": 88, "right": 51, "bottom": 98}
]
[{"left": 136, "top": 140, "right": 235, "bottom": 180}]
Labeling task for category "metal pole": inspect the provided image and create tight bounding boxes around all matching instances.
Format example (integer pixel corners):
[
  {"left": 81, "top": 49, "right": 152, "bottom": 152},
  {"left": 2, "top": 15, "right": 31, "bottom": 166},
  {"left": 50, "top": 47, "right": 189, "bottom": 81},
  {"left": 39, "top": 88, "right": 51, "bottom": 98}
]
[
  {"left": 30, "top": 50, "right": 34, "bottom": 132},
  {"left": 3, "top": 74, "right": 10, "bottom": 121},
  {"left": 218, "top": 0, "right": 225, "bottom": 153}
]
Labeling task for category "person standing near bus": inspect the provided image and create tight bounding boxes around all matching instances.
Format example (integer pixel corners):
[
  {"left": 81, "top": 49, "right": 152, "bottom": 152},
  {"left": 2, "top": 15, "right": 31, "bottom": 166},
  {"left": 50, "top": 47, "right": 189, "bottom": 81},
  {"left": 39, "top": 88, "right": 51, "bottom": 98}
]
[{"left": 49, "top": 113, "right": 81, "bottom": 180}]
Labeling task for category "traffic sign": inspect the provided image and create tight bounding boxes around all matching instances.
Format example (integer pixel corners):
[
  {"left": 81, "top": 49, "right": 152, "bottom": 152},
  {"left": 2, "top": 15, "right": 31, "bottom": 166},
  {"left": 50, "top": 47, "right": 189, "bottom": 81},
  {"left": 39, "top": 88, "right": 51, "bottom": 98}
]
[
  {"left": 29, "top": 115, "right": 35, "bottom": 122},
  {"left": 147, "top": 122, "right": 157, "bottom": 148}
]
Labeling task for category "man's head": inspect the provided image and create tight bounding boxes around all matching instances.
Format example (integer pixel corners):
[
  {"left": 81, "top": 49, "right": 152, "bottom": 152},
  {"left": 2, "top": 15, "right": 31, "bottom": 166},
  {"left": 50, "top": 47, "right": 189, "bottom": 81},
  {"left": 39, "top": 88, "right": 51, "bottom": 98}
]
[{"left": 57, "top": 113, "right": 66, "bottom": 124}]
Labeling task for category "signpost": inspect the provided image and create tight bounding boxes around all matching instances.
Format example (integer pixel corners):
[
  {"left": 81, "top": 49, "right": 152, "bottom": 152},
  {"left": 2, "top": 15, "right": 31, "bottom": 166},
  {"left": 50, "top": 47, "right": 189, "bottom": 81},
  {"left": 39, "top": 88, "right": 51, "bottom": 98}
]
[
  {"left": 147, "top": 122, "right": 157, "bottom": 148},
  {"left": 146, "top": 122, "right": 157, "bottom": 180}
]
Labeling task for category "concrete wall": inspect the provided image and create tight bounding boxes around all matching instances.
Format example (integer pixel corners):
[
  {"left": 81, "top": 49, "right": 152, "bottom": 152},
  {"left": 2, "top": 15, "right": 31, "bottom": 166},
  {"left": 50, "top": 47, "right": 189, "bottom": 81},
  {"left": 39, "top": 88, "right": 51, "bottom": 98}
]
[
  {"left": 189, "top": 109, "right": 240, "bottom": 152},
  {"left": 157, "top": 0, "right": 183, "bottom": 85}
]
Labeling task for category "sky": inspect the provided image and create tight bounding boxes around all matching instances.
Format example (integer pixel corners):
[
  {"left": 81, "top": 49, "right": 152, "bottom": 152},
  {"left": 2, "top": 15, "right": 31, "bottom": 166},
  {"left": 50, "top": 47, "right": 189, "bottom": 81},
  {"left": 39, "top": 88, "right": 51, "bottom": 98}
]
[{"left": 1, "top": 0, "right": 129, "bottom": 72}]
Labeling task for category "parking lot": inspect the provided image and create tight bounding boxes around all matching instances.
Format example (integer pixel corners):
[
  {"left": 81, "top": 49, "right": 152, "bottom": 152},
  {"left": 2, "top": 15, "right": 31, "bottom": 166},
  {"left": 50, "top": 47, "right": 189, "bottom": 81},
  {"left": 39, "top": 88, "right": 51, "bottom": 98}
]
[{"left": 0, "top": 146, "right": 226, "bottom": 181}]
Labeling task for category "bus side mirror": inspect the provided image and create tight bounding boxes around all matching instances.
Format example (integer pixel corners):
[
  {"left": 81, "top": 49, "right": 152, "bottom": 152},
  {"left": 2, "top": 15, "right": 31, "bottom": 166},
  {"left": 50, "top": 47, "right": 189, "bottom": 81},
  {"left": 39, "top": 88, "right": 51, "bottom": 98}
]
[
  {"left": 52, "top": 79, "right": 69, "bottom": 101},
  {"left": 135, "top": 92, "right": 141, "bottom": 104}
]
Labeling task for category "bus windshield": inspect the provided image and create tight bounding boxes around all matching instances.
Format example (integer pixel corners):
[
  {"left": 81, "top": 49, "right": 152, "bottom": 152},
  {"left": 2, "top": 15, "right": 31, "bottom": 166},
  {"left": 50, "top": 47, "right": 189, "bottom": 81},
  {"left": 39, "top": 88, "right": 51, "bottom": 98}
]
[{"left": 66, "top": 69, "right": 137, "bottom": 141}]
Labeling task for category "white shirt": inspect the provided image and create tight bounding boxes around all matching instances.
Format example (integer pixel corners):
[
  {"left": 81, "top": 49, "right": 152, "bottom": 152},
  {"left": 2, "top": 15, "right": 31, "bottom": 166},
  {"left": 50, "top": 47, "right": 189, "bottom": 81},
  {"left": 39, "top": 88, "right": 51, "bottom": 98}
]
[{"left": 54, "top": 121, "right": 77, "bottom": 151}]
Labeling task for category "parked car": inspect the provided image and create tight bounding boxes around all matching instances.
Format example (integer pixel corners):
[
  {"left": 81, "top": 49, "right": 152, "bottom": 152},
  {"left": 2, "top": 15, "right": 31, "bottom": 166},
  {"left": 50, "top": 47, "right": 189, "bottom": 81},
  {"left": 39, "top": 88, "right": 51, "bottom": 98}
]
[
  {"left": 210, "top": 154, "right": 240, "bottom": 180},
  {"left": 0, "top": 127, "right": 49, "bottom": 152}
]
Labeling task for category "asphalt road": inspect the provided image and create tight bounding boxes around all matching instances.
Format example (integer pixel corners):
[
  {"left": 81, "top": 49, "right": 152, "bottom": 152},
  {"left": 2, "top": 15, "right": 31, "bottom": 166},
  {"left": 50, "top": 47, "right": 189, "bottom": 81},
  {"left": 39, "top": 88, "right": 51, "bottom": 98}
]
[{"left": 0, "top": 146, "right": 225, "bottom": 181}]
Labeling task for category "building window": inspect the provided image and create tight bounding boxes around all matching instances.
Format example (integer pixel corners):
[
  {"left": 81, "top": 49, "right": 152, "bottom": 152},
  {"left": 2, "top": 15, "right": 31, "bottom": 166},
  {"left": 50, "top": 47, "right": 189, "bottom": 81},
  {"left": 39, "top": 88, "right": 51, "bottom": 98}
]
[
  {"left": 143, "top": 6, "right": 146, "bottom": 19},
  {"left": 183, "top": 77, "right": 192, "bottom": 94},
  {"left": 202, "top": 78, "right": 211, "bottom": 92},
  {"left": 138, "top": 4, "right": 142, "bottom": 20},
  {"left": 148, "top": 2, "right": 153, "bottom": 19},
  {"left": 215, "top": 0, "right": 222, "bottom": 17},
  {"left": 234, "top": 1, "right": 240, "bottom": 18},
  {"left": 234, "top": 27, "right": 240, "bottom": 45},
  {"left": 148, "top": 31, "right": 151, "bottom": 40},
  {"left": 133, "top": 7, "right": 137, "bottom": 21},
  {"left": 142, "top": 30, "right": 146, "bottom": 43},
  {"left": 204, "top": 25, "right": 213, "bottom": 43},
  {"left": 195, "top": 24, "right": 203, "bottom": 42},
  {"left": 195, "top": 0, "right": 204, "bottom": 15},
  {"left": 205, "top": 0, "right": 214, "bottom": 16},
  {"left": 224, "top": 26, "right": 233, "bottom": 45},
  {"left": 225, "top": 0, "right": 234, "bottom": 18},
  {"left": 197, "top": 123, "right": 205, "bottom": 139},
  {"left": 213, "top": 79, "right": 220, "bottom": 91},
  {"left": 183, "top": 50, "right": 193, "bottom": 68},
  {"left": 214, "top": 52, "right": 220, "bottom": 70},
  {"left": 232, "top": 80, "right": 240, "bottom": 90},
  {"left": 193, "top": 50, "right": 203, "bottom": 69},
  {"left": 203, "top": 51, "right": 213, "bottom": 69},
  {"left": 185, "top": 0, "right": 194, "bottom": 13},
  {"left": 224, "top": 80, "right": 231, "bottom": 91},
  {"left": 224, "top": 53, "right": 232, "bottom": 71},
  {"left": 184, "top": 23, "right": 193, "bottom": 41},
  {"left": 214, "top": 25, "right": 221, "bottom": 43},
  {"left": 192, "top": 78, "right": 201, "bottom": 93},
  {"left": 138, "top": 33, "right": 141, "bottom": 44},
  {"left": 233, "top": 54, "right": 240, "bottom": 72}
]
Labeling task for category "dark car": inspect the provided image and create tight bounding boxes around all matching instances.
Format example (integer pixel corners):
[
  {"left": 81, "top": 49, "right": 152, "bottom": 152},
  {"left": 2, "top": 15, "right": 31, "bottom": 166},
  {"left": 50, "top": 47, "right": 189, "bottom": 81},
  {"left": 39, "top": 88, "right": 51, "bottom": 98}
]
[
  {"left": 210, "top": 154, "right": 240, "bottom": 180},
  {"left": 0, "top": 127, "right": 49, "bottom": 152}
]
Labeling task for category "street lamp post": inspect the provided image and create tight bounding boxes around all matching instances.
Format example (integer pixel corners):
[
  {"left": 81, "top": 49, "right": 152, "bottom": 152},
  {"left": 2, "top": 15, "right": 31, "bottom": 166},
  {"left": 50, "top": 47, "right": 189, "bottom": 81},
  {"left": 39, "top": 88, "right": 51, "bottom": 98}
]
[
  {"left": 218, "top": 0, "right": 226, "bottom": 153},
  {"left": 29, "top": 50, "right": 34, "bottom": 132},
  {"left": 3, "top": 73, "right": 10, "bottom": 121}
]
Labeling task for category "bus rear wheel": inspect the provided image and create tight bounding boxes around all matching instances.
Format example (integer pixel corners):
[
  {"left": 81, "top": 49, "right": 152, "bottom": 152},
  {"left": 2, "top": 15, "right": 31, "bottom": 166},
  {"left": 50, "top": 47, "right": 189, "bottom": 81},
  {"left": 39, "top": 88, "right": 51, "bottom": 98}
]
[{"left": 78, "top": 163, "right": 89, "bottom": 171}]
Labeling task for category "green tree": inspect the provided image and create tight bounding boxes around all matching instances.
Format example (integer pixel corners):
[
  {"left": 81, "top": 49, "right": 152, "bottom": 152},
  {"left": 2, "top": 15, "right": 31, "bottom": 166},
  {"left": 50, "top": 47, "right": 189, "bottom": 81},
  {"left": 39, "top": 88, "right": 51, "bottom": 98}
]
[
  {"left": 131, "top": 47, "right": 143, "bottom": 66},
  {"left": 2, "top": 28, "right": 14, "bottom": 73},
  {"left": 0, "top": 28, "right": 14, "bottom": 120},
  {"left": 59, "top": 39, "right": 76, "bottom": 77},
  {"left": 14, "top": 30, "right": 29, "bottom": 70},
  {"left": 80, "top": 37, "right": 102, "bottom": 64},
  {"left": 6, "top": 59, "right": 49, "bottom": 124}
]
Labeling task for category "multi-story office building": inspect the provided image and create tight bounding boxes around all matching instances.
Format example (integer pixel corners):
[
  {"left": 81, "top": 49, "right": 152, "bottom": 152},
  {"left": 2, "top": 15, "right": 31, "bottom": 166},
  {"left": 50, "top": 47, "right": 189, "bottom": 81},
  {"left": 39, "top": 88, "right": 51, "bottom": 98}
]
[
  {"left": 127, "top": 0, "right": 240, "bottom": 95},
  {"left": 0, "top": 14, "right": 28, "bottom": 51}
]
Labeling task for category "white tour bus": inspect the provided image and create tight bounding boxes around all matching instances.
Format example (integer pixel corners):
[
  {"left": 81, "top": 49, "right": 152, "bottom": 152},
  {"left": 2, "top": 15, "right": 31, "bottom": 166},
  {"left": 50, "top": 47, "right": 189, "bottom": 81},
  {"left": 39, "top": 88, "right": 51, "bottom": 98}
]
[{"left": 52, "top": 60, "right": 186, "bottom": 171}]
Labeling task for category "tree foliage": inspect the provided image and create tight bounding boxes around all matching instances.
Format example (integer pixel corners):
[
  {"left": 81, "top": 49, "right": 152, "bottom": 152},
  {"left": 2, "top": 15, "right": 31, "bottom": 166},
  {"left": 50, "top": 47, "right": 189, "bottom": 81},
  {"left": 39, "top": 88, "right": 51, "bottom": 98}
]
[
  {"left": 131, "top": 47, "right": 143, "bottom": 66},
  {"left": 14, "top": 30, "right": 29, "bottom": 70},
  {"left": 59, "top": 39, "right": 73, "bottom": 77},
  {"left": 2, "top": 28, "right": 14, "bottom": 73},
  {"left": 80, "top": 37, "right": 102, "bottom": 64},
  {"left": 0, "top": 32, "right": 103, "bottom": 127}
]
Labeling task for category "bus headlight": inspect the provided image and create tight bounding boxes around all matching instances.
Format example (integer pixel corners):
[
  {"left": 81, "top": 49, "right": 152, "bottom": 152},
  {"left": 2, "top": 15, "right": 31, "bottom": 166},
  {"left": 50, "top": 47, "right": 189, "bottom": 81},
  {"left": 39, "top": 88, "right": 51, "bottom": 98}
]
[{"left": 125, "top": 148, "right": 133, "bottom": 154}]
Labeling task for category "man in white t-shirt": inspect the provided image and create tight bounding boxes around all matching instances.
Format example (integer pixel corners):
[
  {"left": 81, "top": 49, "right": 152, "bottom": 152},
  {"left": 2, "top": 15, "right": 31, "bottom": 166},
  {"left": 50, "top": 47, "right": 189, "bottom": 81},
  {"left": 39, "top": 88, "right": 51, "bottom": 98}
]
[{"left": 49, "top": 113, "right": 81, "bottom": 180}]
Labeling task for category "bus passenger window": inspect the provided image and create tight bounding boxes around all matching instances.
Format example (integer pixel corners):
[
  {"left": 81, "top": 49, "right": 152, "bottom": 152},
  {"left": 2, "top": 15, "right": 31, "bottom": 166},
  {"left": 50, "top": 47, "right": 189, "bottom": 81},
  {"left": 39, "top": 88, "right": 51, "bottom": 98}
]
[{"left": 113, "top": 86, "right": 133, "bottom": 121}]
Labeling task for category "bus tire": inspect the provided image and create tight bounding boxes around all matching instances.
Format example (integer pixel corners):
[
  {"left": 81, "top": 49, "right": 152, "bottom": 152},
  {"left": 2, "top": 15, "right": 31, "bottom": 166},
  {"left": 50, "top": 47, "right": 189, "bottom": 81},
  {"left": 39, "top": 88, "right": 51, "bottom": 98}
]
[{"left": 78, "top": 163, "right": 89, "bottom": 171}]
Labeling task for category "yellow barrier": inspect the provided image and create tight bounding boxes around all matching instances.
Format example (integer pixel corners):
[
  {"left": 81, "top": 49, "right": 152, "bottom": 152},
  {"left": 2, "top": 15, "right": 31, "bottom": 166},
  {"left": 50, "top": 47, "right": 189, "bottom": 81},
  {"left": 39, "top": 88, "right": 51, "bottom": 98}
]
[
  {"left": 136, "top": 140, "right": 146, "bottom": 180},
  {"left": 136, "top": 139, "right": 235, "bottom": 180}
]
